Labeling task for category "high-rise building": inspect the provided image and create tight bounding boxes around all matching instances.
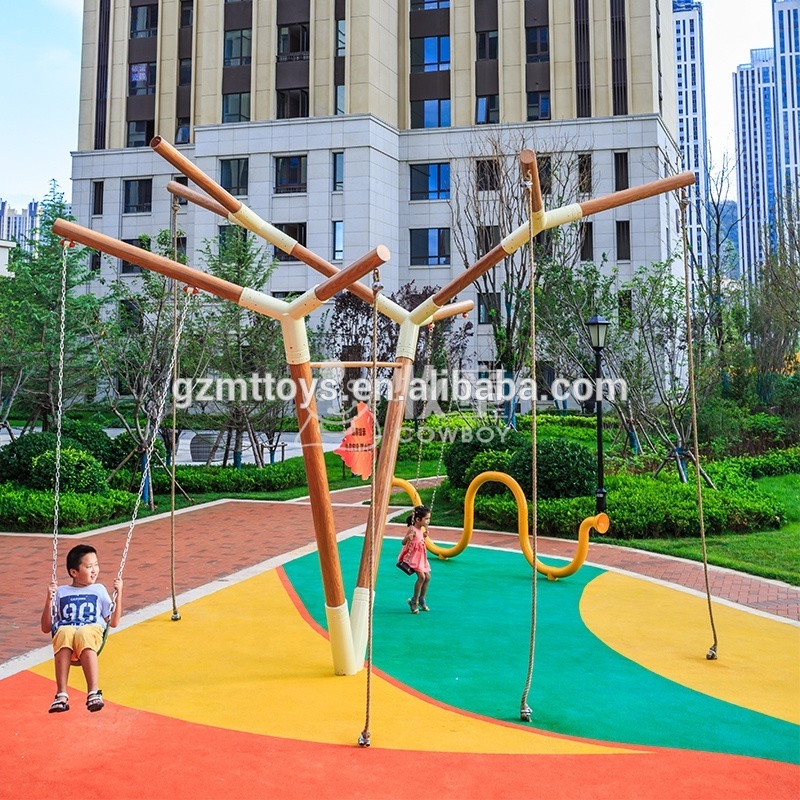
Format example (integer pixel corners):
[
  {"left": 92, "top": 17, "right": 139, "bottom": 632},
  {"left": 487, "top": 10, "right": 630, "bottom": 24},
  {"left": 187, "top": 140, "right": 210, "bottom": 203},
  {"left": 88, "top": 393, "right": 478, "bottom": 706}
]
[
  {"left": 734, "top": 1, "right": 800, "bottom": 283},
  {"left": 734, "top": 48, "right": 777, "bottom": 283},
  {"left": 773, "top": 0, "right": 800, "bottom": 192},
  {"left": 0, "top": 200, "right": 42, "bottom": 252},
  {"left": 72, "top": 0, "right": 681, "bottom": 366},
  {"left": 672, "top": 0, "right": 709, "bottom": 282}
]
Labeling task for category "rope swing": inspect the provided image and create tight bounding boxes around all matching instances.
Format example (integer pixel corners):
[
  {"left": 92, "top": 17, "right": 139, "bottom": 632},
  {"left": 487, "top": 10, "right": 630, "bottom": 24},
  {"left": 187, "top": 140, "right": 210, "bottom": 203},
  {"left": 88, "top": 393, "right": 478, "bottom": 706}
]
[
  {"left": 358, "top": 268, "right": 384, "bottom": 747},
  {"left": 679, "top": 190, "right": 719, "bottom": 660},
  {"left": 519, "top": 155, "right": 540, "bottom": 721}
]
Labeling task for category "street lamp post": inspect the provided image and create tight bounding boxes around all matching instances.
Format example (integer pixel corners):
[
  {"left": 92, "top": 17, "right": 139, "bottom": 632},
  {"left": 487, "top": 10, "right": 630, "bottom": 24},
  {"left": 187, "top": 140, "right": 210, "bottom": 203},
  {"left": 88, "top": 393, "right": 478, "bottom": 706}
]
[{"left": 586, "top": 314, "right": 610, "bottom": 513}]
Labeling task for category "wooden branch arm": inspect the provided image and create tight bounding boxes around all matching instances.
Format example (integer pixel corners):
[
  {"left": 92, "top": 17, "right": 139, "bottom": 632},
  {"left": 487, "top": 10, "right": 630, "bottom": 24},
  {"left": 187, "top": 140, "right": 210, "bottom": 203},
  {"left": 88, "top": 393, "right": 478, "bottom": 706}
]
[
  {"left": 432, "top": 245, "right": 507, "bottom": 307},
  {"left": 51, "top": 218, "right": 244, "bottom": 303},
  {"left": 431, "top": 299, "right": 474, "bottom": 321},
  {"left": 314, "top": 245, "right": 390, "bottom": 302},
  {"left": 520, "top": 150, "right": 543, "bottom": 214},
  {"left": 578, "top": 171, "right": 695, "bottom": 217},
  {"left": 167, "top": 180, "right": 230, "bottom": 218},
  {"left": 151, "top": 136, "right": 242, "bottom": 214}
]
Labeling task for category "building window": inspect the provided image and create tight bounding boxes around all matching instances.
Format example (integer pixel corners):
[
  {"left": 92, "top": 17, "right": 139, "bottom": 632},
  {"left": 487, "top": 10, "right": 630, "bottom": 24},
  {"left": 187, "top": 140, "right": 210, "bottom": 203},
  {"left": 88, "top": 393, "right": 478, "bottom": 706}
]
[
  {"left": 332, "top": 221, "right": 344, "bottom": 261},
  {"left": 275, "top": 155, "right": 307, "bottom": 193},
  {"left": 120, "top": 238, "right": 148, "bottom": 274},
  {"left": 176, "top": 117, "right": 190, "bottom": 144},
  {"left": 123, "top": 179, "right": 152, "bottom": 213},
  {"left": 477, "top": 31, "right": 498, "bottom": 60},
  {"left": 222, "top": 92, "right": 250, "bottom": 122},
  {"left": 220, "top": 158, "right": 249, "bottom": 196},
  {"left": 575, "top": 0, "right": 591, "bottom": 117},
  {"left": 527, "top": 91, "right": 550, "bottom": 121},
  {"left": 335, "top": 84, "right": 345, "bottom": 115},
  {"left": 130, "top": 4, "right": 158, "bottom": 38},
  {"left": 333, "top": 152, "right": 344, "bottom": 191},
  {"left": 610, "top": 0, "right": 629, "bottom": 115},
  {"left": 89, "top": 250, "right": 102, "bottom": 273},
  {"left": 274, "top": 223, "right": 306, "bottom": 260},
  {"left": 410, "top": 163, "right": 450, "bottom": 200},
  {"left": 410, "top": 36, "right": 450, "bottom": 72},
  {"left": 180, "top": 1, "right": 193, "bottom": 28},
  {"left": 129, "top": 62, "right": 156, "bottom": 95},
  {"left": 277, "top": 24, "right": 309, "bottom": 61},
  {"left": 616, "top": 220, "right": 631, "bottom": 260},
  {"left": 410, "top": 228, "right": 450, "bottom": 265},
  {"left": 476, "top": 159, "right": 500, "bottom": 191},
  {"left": 179, "top": 59, "right": 192, "bottom": 86},
  {"left": 410, "top": 98, "right": 450, "bottom": 129},
  {"left": 336, "top": 19, "right": 346, "bottom": 56},
  {"left": 580, "top": 222, "right": 593, "bottom": 261},
  {"left": 127, "top": 120, "right": 154, "bottom": 148},
  {"left": 618, "top": 288, "right": 633, "bottom": 328},
  {"left": 218, "top": 225, "right": 247, "bottom": 248},
  {"left": 91, "top": 181, "right": 104, "bottom": 216},
  {"left": 526, "top": 26, "right": 549, "bottom": 62},
  {"left": 614, "top": 152, "right": 629, "bottom": 191},
  {"left": 538, "top": 155, "right": 552, "bottom": 195},
  {"left": 411, "top": 0, "right": 450, "bottom": 8},
  {"left": 477, "top": 292, "right": 500, "bottom": 324},
  {"left": 476, "top": 95, "right": 499, "bottom": 124},
  {"left": 477, "top": 225, "right": 500, "bottom": 256},
  {"left": 277, "top": 89, "right": 309, "bottom": 119},
  {"left": 578, "top": 153, "right": 592, "bottom": 194},
  {"left": 224, "top": 29, "right": 252, "bottom": 67},
  {"left": 173, "top": 175, "right": 189, "bottom": 205}
]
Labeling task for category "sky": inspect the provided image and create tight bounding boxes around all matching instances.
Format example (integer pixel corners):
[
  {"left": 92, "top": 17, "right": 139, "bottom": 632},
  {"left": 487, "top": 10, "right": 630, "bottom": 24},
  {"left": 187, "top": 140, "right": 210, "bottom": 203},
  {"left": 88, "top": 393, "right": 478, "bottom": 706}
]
[{"left": 0, "top": 0, "right": 778, "bottom": 211}]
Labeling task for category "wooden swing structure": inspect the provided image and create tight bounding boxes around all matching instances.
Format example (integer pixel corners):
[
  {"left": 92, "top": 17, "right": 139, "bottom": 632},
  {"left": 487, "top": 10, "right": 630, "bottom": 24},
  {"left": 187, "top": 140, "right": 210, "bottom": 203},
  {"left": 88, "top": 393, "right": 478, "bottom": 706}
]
[{"left": 52, "top": 138, "right": 698, "bottom": 684}]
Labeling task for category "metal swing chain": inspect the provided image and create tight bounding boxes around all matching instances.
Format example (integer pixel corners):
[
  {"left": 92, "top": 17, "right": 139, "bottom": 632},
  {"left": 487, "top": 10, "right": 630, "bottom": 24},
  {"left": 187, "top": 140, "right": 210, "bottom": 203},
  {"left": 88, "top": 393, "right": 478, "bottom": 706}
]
[
  {"left": 169, "top": 194, "right": 182, "bottom": 622},
  {"left": 358, "top": 268, "right": 383, "bottom": 748},
  {"left": 679, "top": 190, "right": 719, "bottom": 660},
  {"left": 519, "top": 168, "right": 539, "bottom": 722},
  {"left": 50, "top": 240, "right": 70, "bottom": 617},
  {"left": 110, "top": 286, "right": 195, "bottom": 615}
]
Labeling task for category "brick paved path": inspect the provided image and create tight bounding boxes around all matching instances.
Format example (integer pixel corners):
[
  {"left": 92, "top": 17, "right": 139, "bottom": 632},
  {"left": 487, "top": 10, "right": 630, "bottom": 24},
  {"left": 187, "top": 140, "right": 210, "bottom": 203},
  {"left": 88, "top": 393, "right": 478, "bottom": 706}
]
[{"left": 2, "top": 486, "right": 797, "bottom": 665}]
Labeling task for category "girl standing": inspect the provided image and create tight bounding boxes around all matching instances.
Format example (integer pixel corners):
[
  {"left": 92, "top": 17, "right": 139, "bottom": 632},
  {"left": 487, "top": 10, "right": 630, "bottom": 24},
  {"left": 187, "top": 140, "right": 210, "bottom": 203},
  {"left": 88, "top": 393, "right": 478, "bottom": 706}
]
[{"left": 400, "top": 504, "right": 432, "bottom": 613}]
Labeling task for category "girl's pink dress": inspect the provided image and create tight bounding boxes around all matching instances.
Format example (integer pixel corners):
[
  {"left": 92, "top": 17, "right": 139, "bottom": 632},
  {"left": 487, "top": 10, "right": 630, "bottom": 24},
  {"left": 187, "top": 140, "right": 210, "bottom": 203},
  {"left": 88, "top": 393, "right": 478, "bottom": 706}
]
[{"left": 402, "top": 526, "right": 430, "bottom": 573}]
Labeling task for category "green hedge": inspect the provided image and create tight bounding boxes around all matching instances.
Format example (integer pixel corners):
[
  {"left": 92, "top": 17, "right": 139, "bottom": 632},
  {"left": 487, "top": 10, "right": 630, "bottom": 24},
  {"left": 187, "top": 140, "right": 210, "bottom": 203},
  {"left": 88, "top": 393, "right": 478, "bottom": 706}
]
[
  {"left": 30, "top": 448, "right": 107, "bottom": 494},
  {"left": 0, "top": 432, "right": 82, "bottom": 484},
  {"left": 440, "top": 469, "right": 785, "bottom": 539},
  {"left": 148, "top": 461, "right": 307, "bottom": 494},
  {"left": 0, "top": 483, "right": 137, "bottom": 532}
]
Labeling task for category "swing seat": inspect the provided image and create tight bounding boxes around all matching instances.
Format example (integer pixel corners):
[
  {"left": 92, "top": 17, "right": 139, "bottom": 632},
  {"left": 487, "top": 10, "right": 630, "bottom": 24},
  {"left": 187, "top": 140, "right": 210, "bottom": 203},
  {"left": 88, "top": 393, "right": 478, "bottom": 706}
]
[{"left": 68, "top": 623, "right": 110, "bottom": 666}]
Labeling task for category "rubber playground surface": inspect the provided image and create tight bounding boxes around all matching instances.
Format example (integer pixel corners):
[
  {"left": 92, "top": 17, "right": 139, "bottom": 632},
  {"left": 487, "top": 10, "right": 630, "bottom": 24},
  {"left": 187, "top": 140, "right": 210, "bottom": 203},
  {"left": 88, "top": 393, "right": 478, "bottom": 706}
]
[{"left": 1, "top": 490, "right": 799, "bottom": 800}]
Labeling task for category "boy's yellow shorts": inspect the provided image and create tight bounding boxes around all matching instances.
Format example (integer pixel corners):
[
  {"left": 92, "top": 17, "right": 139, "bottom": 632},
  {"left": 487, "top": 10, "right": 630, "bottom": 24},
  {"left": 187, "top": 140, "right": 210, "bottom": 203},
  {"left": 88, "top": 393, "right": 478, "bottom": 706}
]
[{"left": 52, "top": 624, "right": 104, "bottom": 659}]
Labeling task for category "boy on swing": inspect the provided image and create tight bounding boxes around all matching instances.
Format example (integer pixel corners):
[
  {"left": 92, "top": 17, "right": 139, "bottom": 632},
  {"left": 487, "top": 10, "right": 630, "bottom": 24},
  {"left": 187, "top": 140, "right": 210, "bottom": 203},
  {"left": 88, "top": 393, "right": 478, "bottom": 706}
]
[{"left": 41, "top": 544, "right": 123, "bottom": 713}]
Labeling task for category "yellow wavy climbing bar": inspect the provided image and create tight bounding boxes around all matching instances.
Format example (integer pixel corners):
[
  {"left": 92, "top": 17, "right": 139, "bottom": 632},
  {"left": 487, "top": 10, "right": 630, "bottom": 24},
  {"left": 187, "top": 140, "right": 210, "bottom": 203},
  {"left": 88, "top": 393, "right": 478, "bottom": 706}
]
[{"left": 392, "top": 472, "right": 609, "bottom": 580}]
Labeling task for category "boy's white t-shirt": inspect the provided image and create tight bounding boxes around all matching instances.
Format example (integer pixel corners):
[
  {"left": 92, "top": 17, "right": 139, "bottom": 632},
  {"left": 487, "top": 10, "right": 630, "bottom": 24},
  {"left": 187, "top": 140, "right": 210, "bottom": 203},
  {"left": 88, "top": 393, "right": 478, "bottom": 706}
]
[{"left": 52, "top": 584, "right": 112, "bottom": 632}]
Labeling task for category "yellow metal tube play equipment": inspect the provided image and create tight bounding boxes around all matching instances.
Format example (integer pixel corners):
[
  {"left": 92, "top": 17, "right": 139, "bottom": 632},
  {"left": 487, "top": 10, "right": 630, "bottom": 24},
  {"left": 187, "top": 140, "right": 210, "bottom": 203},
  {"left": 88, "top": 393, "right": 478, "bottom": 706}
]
[{"left": 393, "top": 472, "right": 609, "bottom": 580}]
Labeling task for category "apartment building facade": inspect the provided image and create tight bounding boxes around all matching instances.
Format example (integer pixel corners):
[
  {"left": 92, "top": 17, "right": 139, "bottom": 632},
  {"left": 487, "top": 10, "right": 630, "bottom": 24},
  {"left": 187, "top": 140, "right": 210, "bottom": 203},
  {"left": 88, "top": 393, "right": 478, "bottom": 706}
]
[
  {"left": 672, "top": 0, "right": 708, "bottom": 282},
  {"left": 72, "top": 0, "right": 681, "bottom": 367}
]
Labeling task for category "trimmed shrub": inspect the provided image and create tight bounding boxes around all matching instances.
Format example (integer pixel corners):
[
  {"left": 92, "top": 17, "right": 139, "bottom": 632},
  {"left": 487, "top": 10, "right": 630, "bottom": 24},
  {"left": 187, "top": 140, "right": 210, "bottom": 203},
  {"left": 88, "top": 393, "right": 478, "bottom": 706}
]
[
  {"left": 0, "top": 483, "right": 137, "bottom": 532},
  {"left": 0, "top": 431, "right": 82, "bottom": 485},
  {"left": 106, "top": 431, "right": 167, "bottom": 471},
  {"left": 443, "top": 426, "right": 527, "bottom": 488},
  {"left": 30, "top": 448, "right": 108, "bottom": 494},
  {"left": 721, "top": 447, "right": 800, "bottom": 480},
  {"left": 508, "top": 439, "right": 595, "bottom": 499},
  {"left": 59, "top": 419, "right": 116, "bottom": 468},
  {"left": 148, "top": 460, "right": 307, "bottom": 495},
  {"left": 464, "top": 450, "right": 514, "bottom": 495}
]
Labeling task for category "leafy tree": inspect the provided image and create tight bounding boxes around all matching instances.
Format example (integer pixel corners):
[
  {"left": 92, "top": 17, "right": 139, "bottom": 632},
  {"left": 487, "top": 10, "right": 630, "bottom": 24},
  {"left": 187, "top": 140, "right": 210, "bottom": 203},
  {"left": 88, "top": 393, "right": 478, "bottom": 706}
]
[{"left": 1, "top": 183, "right": 98, "bottom": 431}]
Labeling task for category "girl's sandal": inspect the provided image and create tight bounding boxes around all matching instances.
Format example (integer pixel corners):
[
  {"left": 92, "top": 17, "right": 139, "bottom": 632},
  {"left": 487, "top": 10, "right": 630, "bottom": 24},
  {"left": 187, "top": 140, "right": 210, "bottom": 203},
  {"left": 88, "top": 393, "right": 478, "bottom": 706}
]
[
  {"left": 407, "top": 598, "right": 419, "bottom": 614},
  {"left": 418, "top": 601, "right": 430, "bottom": 611},
  {"left": 86, "top": 690, "right": 104, "bottom": 712},
  {"left": 48, "top": 692, "right": 69, "bottom": 713}
]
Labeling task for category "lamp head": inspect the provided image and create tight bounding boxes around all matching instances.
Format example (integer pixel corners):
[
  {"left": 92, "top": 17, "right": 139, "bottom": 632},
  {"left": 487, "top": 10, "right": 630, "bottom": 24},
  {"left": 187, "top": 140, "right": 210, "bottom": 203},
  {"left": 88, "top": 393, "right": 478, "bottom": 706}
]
[{"left": 586, "top": 314, "right": 610, "bottom": 350}]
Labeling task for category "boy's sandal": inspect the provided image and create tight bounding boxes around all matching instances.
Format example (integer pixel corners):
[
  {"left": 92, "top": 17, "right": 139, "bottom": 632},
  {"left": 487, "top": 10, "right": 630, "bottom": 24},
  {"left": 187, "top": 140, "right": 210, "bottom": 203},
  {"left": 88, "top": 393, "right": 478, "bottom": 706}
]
[
  {"left": 48, "top": 692, "right": 69, "bottom": 713},
  {"left": 86, "top": 690, "right": 104, "bottom": 712},
  {"left": 407, "top": 598, "right": 419, "bottom": 614}
]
